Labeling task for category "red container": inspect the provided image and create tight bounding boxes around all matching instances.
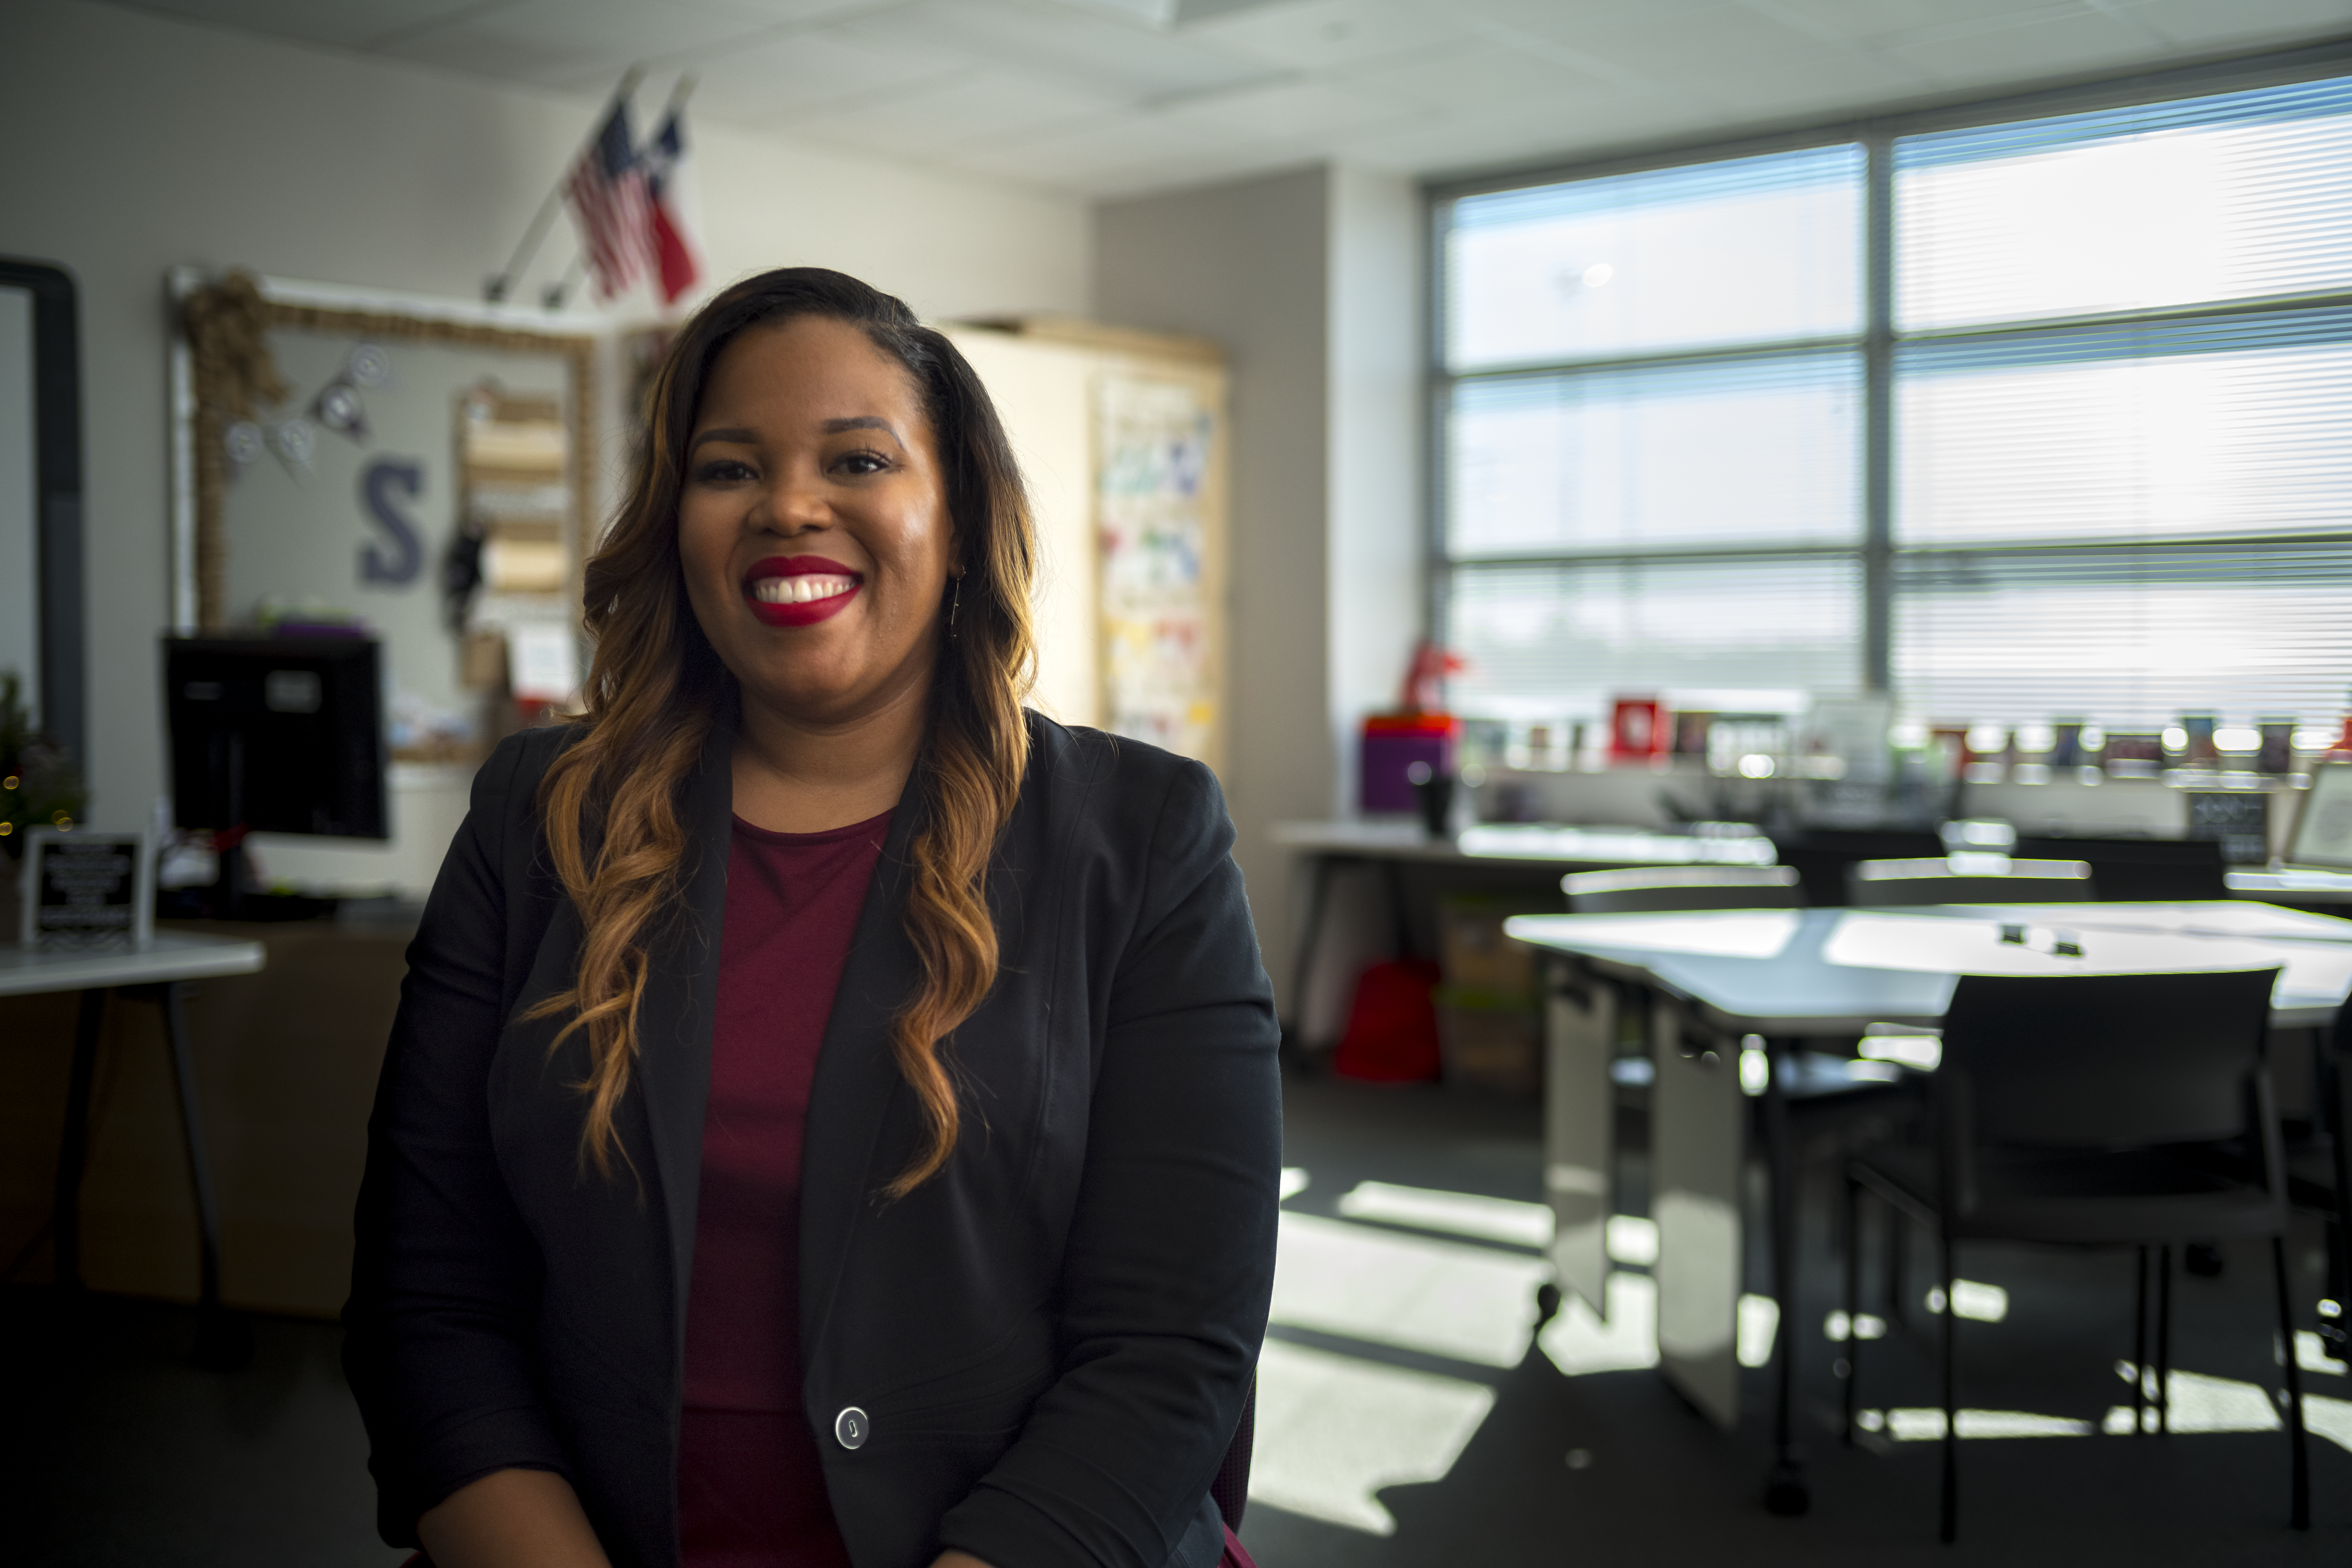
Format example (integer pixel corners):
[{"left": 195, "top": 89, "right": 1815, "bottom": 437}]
[
  {"left": 1610, "top": 697, "right": 1669, "bottom": 761},
  {"left": 1332, "top": 959, "right": 1443, "bottom": 1083}
]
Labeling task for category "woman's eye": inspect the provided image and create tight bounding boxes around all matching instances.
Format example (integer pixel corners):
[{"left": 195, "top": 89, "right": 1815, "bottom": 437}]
[
  {"left": 693, "top": 458, "right": 755, "bottom": 483},
  {"left": 835, "top": 450, "right": 890, "bottom": 477}
]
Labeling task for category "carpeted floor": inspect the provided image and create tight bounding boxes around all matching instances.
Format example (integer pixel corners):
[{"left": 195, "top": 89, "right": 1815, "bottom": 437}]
[{"left": 4, "top": 1069, "right": 2345, "bottom": 1566}]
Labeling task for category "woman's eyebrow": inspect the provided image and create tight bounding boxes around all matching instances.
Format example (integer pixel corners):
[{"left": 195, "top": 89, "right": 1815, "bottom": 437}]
[
  {"left": 823, "top": 416, "right": 900, "bottom": 441},
  {"left": 688, "top": 426, "right": 757, "bottom": 453}
]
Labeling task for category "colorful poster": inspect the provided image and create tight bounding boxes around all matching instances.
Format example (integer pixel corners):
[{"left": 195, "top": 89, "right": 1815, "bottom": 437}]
[{"left": 1095, "top": 376, "right": 1217, "bottom": 762}]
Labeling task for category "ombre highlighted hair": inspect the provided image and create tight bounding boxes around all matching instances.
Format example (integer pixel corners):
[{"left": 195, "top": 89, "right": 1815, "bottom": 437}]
[{"left": 526, "top": 268, "right": 1035, "bottom": 1198}]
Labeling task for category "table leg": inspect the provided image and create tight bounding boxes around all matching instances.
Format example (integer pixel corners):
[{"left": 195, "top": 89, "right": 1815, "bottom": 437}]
[
  {"left": 49, "top": 988, "right": 108, "bottom": 1292},
  {"left": 136, "top": 981, "right": 250, "bottom": 1371},
  {"left": 2317, "top": 1041, "right": 2350, "bottom": 1364},
  {"left": 1287, "top": 853, "right": 1336, "bottom": 1048},
  {"left": 1761, "top": 1035, "right": 1809, "bottom": 1517}
]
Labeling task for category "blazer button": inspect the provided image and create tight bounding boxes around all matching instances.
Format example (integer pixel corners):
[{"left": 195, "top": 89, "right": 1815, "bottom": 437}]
[{"left": 834, "top": 1407, "right": 869, "bottom": 1451}]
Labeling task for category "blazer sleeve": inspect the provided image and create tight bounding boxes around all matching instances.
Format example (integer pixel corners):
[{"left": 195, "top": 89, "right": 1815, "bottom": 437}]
[
  {"left": 937, "top": 758, "right": 1283, "bottom": 1568},
  {"left": 343, "top": 733, "right": 573, "bottom": 1546}
]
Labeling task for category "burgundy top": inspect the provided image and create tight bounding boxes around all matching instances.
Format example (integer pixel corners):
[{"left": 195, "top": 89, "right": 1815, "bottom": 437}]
[{"left": 677, "top": 810, "right": 890, "bottom": 1568}]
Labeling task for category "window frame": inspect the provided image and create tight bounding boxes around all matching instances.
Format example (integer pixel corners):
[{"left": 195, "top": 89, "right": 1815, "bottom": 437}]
[{"left": 1425, "top": 36, "right": 2352, "bottom": 716}]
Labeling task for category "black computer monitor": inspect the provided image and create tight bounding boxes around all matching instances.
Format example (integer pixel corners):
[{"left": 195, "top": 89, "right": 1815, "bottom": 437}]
[{"left": 164, "top": 637, "right": 388, "bottom": 842}]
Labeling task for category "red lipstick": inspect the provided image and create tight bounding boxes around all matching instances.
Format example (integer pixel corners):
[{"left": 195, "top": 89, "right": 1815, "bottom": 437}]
[{"left": 743, "top": 555, "right": 861, "bottom": 627}]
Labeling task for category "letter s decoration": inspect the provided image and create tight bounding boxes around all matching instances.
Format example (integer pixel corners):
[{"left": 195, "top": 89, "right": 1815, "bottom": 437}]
[{"left": 360, "top": 457, "right": 425, "bottom": 586}]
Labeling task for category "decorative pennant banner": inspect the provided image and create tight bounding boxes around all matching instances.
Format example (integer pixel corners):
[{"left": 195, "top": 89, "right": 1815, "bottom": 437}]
[
  {"left": 268, "top": 417, "right": 316, "bottom": 479},
  {"left": 313, "top": 379, "right": 369, "bottom": 442},
  {"left": 223, "top": 419, "right": 264, "bottom": 467},
  {"left": 346, "top": 342, "right": 393, "bottom": 389}
]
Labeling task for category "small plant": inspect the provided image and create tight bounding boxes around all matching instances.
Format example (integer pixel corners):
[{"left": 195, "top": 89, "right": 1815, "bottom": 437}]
[{"left": 0, "top": 670, "right": 89, "bottom": 856}]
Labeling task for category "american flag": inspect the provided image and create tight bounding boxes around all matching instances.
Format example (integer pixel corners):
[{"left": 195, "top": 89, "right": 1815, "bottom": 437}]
[{"left": 564, "top": 101, "right": 652, "bottom": 300}]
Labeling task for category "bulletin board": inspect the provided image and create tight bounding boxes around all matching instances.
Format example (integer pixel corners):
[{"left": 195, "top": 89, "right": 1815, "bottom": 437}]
[{"left": 171, "top": 271, "right": 596, "bottom": 764}]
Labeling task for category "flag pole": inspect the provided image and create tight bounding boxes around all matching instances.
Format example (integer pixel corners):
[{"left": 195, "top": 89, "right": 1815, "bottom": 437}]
[{"left": 485, "top": 64, "right": 647, "bottom": 304}]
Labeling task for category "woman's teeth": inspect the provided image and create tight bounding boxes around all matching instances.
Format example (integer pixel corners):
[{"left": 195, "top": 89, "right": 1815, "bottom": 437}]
[{"left": 752, "top": 574, "right": 856, "bottom": 604}]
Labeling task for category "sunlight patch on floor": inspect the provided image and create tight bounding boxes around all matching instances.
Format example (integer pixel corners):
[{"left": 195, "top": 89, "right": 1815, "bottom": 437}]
[
  {"left": 1334, "top": 1181, "right": 1552, "bottom": 1248},
  {"left": 1270, "top": 1211, "right": 1550, "bottom": 1368},
  {"left": 1538, "top": 1271, "right": 1657, "bottom": 1376},
  {"left": 1249, "top": 1337, "right": 1498, "bottom": 1536},
  {"left": 1856, "top": 1407, "right": 2095, "bottom": 1440}
]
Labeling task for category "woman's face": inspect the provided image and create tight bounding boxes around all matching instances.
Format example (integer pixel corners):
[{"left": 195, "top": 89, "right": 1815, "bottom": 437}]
[{"left": 678, "top": 315, "right": 955, "bottom": 728}]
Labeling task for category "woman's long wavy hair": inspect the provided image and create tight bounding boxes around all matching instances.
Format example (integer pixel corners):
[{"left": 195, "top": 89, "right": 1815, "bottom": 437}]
[{"left": 527, "top": 267, "right": 1036, "bottom": 1198}]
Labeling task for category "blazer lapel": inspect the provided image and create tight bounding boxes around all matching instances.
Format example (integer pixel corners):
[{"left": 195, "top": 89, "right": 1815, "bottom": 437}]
[
  {"left": 799, "top": 784, "right": 927, "bottom": 1357},
  {"left": 633, "top": 717, "right": 736, "bottom": 1351}
]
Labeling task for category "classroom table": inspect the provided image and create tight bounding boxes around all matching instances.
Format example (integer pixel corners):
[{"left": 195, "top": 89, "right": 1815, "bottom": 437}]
[
  {"left": 1503, "top": 899, "right": 2352, "bottom": 1517},
  {"left": 1270, "top": 819, "right": 1778, "bottom": 1036},
  {"left": 2, "top": 931, "right": 267, "bottom": 1365}
]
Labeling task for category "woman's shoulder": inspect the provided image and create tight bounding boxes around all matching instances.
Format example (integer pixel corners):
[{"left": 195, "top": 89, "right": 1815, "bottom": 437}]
[
  {"left": 1020, "top": 710, "right": 1229, "bottom": 840},
  {"left": 466, "top": 721, "right": 586, "bottom": 821}
]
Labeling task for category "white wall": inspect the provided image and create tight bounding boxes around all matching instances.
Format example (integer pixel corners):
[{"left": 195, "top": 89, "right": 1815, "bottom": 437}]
[
  {"left": 1095, "top": 163, "right": 1428, "bottom": 1025},
  {"left": 1327, "top": 166, "right": 1426, "bottom": 820},
  {"left": 0, "top": 0, "right": 1089, "bottom": 834}
]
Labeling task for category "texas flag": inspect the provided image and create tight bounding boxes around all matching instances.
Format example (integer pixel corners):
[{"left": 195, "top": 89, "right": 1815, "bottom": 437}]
[{"left": 643, "top": 106, "right": 702, "bottom": 307}]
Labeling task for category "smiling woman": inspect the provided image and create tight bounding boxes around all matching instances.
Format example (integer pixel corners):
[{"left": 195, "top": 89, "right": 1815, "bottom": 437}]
[{"left": 342, "top": 269, "right": 1280, "bottom": 1568}]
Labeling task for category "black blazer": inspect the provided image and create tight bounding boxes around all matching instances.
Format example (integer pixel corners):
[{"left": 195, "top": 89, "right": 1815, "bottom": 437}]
[{"left": 344, "top": 713, "right": 1282, "bottom": 1568}]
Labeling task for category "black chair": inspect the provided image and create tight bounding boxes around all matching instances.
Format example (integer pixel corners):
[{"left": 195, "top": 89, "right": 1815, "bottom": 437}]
[
  {"left": 1842, "top": 967, "right": 2309, "bottom": 1540},
  {"left": 1771, "top": 827, "right": 1945, "bottom": 908},
  {"left": 1562, "top": 864, "right": 1802, "bottom": 914},
  {"left": 1846, "top": 854, "right": 2094, "bottom": 907},
  {"left": 2013, "top": 835, "right": 2230, "bottom": 903}
]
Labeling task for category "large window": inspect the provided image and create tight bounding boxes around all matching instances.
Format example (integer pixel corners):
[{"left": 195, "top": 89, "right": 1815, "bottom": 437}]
[{"left": 1435, "top": 62, "right": 2352, "bottom": 732}]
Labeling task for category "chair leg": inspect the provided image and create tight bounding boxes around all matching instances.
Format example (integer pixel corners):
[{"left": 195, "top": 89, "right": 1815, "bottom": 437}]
[
  {"left": 1939, "top": 1233, "right": 1958, "bottom": 1545},
  {"left": 2271, "top": 1236, "right": 2311, "bottom": 1531},
  {"left": 1887, "top": 1203, "right": 1907, "bottom": 1331},
  {"left": 2156, "top": 1244, "right": 2173, "bottom": 1436},
  {"left": 2133, "top": 1245, "right": 2149, "bottom": 1436},
  {"left": 1843, "top": 1175, "right": 1862, "bottom": 1446}
]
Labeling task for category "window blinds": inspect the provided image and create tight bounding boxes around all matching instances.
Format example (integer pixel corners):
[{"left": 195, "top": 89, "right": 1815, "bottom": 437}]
[
  {"left": 1438, "top": 68, "right": 2352, "bottom": 733},
  {"left": 1890, "top": 75, "right": 2352, "bottom": 729},
  {"left": 1448, "top": 556, "right": 1863, "bottom": 719},
  {"left": 1446, "top": 144, "right": 1862, "bottom": 371},
  {"left": 1448, "top": 351, "right": 1861, "bottom": 557}
]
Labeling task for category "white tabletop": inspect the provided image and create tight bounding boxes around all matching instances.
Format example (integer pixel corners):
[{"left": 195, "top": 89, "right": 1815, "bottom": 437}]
[
  {"left": 2227, "top": 866, "right": 2352, "bottom": 903},
  {"left": 0, "top": 930, "right": 267, "bottom": 997},
  {"left": 1270, "top": 819, "right": 1778, "bottom": 868},
  {"left": 1505, "top": 901, "right": 2352, "bottom": 1034}
]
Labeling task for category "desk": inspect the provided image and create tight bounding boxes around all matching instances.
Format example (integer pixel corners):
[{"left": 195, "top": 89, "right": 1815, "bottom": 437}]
[
  {"left": 1504, "top": 900, "right": 2352, "bottom": 1514},
  {"left": 2, "top": 932, "right": 265, "bottom": 1365},
  {"left": 2228, "top": 866, "right": 2352, "bottom": 905},
  {"left": 1271, "top": 820, "right": 1777, "bottom": 1038}
]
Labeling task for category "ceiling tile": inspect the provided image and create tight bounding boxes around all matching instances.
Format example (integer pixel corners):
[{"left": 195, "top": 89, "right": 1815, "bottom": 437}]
[
  {"left": 676, "top": 29, "right": 977, "bottom": 131},
  {"left": 108, "top": 0, "right": 496, "bottom": 49},
  {"left": 1342, "top": 37, "right": 1645, "bottom": 111},
  {"left": 1163, "top": 75, "right": 1429, "bottom": 139},
  {"left": 1881, "top": 8, "right": 2162, "bottom": 84},
  {"left": 782, "top": 68, "right": 1129, "bottom": 155},
  {"left": 2121, "top": 0, "right": 2352, "bottom": 48},
  {"left": 369, "top": 0, "right": 783, "bottom": 87},
  {"left": 826, "top": 0, "right": 1280, "bottom": 99},
  {"left": 1752, "top": 0, "right": 2081, "bottom": 43},
  {"left": 1181, "top": 0, "right": 1474, "bottom": 70},
  {"left": 1573, "top": 6, "right": 1921, "bottom": 109},
  {"left": 1458, "top": 0, "right": 1739, "bottom": 49}
]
